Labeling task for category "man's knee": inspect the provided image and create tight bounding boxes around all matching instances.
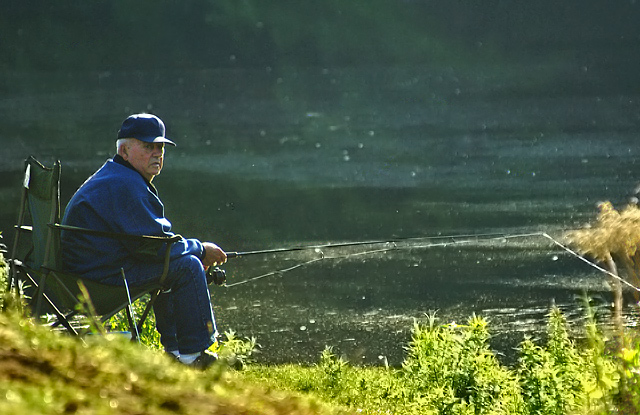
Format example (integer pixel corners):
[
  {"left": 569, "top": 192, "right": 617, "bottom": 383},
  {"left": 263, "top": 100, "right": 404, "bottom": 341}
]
[
  {"left": 172, "top": 254, "right": 204, "bottom": 272},
  {"left": 166, "top": 255, "right": 206, "bottom": 286}
]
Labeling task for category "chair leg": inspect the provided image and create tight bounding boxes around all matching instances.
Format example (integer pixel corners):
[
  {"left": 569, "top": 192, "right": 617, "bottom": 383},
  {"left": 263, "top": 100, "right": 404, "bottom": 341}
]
[
  {"left": 7, "top": 260, "right": 19, "bottom": 295},
  {"left": 135, "top": 289, "right": 160, "bottom": 336},
  {"left": 25, "top": 272, "right": 79, "bottom": 336},
  {"left": 125, "top": 305, "right": 138, "bottom": 342},
  {"left": 9, "top": 185, "right": 28, "bottom": 293},
  {"left": 120, "top": 268, "right": 141, "bottom": 342},
  {"left": 33, "top": 273, "right": 48, "bottom": 317},
  {"left": 50, "top": 310, "right": 80, "bottom": 335},
  {"left": 49, "top": 305, "right": 79, "bottom": 336}
]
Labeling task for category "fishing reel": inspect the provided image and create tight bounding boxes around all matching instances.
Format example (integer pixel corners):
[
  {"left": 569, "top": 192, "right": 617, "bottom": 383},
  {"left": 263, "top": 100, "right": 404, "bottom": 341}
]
[{"left": 206, "top": 267, "right": 227, "bottom": 286}]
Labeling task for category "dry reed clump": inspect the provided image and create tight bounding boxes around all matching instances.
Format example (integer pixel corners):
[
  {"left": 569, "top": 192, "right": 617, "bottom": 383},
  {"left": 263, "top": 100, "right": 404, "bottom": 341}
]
[
  {"left": 566, "top": 201, "right": 640, "bottom": 264},
  {"left": 565, "top": 201, "right": 640, "bottom": 348}
]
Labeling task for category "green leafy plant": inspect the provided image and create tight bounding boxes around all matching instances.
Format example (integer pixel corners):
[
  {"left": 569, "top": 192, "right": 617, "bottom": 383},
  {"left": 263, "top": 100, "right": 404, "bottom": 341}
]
[
  {"left": 617, "top": 340, "right": 640, "bottom": 413},
  {"left": 0, "top": 249, "right": 28, "bottom": 315},
  {"left": 581, "top": 302, "right": 623, "bottom": 414},
  {"left": 517, "top": 310, "right": 577, "bottom": 415},
  {"left": 0, "top": 248, "right": 8, "bottom": 308},
  {"left": 213, "top": 329, "right": 258, "bottom": 370},
  {"left": 401, "top": 313, "right": 522, "bottom": 415},
  {"left": 318, "top": 347, "right": 349, "bottom": 393}
]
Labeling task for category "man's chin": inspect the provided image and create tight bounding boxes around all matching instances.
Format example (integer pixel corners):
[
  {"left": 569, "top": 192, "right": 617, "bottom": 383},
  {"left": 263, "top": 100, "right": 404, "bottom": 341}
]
[{"left": 147, "top": 167, "right": 162, "bottom": 178}]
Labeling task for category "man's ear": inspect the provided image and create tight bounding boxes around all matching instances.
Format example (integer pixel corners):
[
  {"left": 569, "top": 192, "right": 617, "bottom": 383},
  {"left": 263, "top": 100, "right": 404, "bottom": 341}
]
[{"left": 118, "top": 141, "right": 129, "bottom": 160}]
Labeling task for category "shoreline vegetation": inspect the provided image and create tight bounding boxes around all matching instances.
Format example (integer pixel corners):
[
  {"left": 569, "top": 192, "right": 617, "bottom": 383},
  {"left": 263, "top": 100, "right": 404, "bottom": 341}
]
[{"left": 3, "top": 202, "right": 640, "bottom": 415}]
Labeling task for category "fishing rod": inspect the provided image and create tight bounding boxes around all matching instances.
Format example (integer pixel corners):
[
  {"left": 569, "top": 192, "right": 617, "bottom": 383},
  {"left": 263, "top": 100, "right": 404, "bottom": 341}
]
[
  {"left": 208, "top": 237, "right": 413, "bottom": 285},
  {"left": 225, "top": 240, "right": 390, "bottom": 259},
  {"left": 223, "top": 231, "right": 518, "bottom": 259},
  {"left": 207, "top": 231, "right": 546, "bottom": 286}
]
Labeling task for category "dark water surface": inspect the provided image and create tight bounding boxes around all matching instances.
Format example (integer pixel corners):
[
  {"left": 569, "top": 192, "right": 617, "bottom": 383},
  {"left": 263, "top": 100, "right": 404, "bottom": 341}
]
[{"left": 1, "top": 65, "right": 639, "bottom": 365}]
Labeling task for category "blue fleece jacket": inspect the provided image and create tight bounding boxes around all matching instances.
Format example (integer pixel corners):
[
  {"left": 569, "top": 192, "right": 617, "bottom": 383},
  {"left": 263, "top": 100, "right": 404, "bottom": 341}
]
[{"left": 61, "top": 156, "right": 204, "bottom": 281}]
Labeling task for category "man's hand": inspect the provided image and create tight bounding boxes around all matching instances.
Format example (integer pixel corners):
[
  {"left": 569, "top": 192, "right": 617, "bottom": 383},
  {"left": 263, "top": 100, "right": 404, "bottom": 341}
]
[{"left": 202, "top": 242, "right": 227, "bottom": 268}]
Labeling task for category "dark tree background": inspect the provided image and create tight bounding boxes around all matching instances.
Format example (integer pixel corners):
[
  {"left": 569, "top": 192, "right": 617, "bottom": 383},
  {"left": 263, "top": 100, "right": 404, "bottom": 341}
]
[{"left": 3, "top": 0, "right": 639, "bottom": 88}]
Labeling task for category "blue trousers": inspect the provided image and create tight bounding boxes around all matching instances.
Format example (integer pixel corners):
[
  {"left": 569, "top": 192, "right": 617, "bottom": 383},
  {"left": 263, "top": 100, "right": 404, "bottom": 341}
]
[{"left": 122, "top": 255, "right": 217, "bottom": 354}]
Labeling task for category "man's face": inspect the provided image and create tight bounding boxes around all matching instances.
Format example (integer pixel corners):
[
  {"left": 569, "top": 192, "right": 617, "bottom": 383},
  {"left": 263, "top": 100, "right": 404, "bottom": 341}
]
[{"left": 122, "top": 139, "right": 165, "bottom": 182}]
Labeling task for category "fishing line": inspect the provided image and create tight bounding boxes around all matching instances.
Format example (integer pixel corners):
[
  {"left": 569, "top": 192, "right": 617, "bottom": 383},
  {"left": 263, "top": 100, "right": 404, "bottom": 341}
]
[
  {"left": 541, "top": 233, "right": 640, "bottom": 293},
  {"left": 223, "top": 231, "right": 559, "bottom": 288},
  {"left": 222, "top": 230, "right": 640, "bottom": 292},
  {"left": 224, "top": 243, "right": 397, "bottom": 287},
  {"left": 224, "top": 231, "right": 529, "bottom": 259}
]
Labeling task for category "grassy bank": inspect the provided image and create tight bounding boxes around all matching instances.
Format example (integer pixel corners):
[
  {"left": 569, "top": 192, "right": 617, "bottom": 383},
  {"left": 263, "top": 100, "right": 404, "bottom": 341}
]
[
  {"left": 3, "top": 239, "right": 640, "bottom": 414},
  {"left": 0, "top": 250, "right": 345, "bottom": 415},
  {"left": 1, "top": 288, "right": 635, "bottom": 415},
  {"left": 0, "top": 307, "right": 347, "bottom": 415}
]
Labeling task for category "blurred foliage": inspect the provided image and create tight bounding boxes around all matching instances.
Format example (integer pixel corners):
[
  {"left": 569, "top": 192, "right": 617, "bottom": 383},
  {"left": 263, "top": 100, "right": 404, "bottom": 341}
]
[
  {"left": 0, "top": 306, "right": 340, "bottom": 415},
  {"left": 0, "top": 246, "right": 7, "bottom": 310},
  {"left": 618, "top": 338, "right": 640, "bottom": 413},
  {"left": 3, "top": 0, "right": 639, "bottom": 72},
  {"left": 1, "top": 0, "right": 459, "bottom": 71},
  {"left": 565, "top": 201, "right": 640, "bottom": 414}
]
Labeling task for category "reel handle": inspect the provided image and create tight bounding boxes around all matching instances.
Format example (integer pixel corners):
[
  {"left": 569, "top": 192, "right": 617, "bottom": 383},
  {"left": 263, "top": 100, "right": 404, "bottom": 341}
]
[{"left": 206, "top": 267, "right": 226, "bottom": 286}]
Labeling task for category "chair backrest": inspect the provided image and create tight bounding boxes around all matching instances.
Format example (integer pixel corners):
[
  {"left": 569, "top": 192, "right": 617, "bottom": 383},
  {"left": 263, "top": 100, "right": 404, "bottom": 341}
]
[{"left": 21, "top": 156, "right": 62, "bottom": 271}]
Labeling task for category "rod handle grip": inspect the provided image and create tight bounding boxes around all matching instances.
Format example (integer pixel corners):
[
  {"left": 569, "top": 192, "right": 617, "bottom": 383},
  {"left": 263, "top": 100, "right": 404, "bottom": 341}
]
[{"left": 226, "top": 251, "right": 239, "bottom": 259}]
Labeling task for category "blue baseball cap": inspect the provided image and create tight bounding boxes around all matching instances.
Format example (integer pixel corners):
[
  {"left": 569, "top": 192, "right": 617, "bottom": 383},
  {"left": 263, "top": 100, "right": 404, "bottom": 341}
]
[{"left": 117, "top": 114, "right": 176, "bottom": 146}]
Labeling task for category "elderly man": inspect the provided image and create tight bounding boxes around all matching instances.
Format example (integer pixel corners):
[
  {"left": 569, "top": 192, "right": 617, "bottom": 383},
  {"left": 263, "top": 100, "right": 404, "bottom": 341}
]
[{"left": 61, "top": 113, "right": 226, "bottom": 369}]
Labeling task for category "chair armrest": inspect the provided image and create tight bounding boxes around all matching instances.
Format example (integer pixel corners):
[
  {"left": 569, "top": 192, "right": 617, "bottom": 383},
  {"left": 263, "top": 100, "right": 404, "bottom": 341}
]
[
  {"left": 49, "top": 223, "right": 182, "bottom": 243},
  {"left": 50, "top": 223, "right": 182, "bottom": 286}
]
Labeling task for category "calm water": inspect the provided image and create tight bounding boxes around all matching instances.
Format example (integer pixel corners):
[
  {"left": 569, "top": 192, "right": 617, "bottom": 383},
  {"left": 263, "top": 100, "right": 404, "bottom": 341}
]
[{"left": 1, "top": 65, "right": 639, "bottom": 365}]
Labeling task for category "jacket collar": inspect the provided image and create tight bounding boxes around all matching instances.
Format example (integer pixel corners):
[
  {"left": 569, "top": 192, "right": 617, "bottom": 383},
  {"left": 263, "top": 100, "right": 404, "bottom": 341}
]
[{"left": 113, "top": 154, "right": 158, "bottom": 194}]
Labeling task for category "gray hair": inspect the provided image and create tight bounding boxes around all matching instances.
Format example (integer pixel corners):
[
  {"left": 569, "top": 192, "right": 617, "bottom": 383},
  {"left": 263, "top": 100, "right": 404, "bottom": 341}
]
[{"left": 116, "top": 138, "right": 132, "bottom": 153}]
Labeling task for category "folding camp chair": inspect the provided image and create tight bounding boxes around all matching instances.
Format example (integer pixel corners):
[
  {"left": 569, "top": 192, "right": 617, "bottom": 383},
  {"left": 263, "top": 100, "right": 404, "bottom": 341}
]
[{"left": 8, "top": 156, "right": 181, "bottom": 340}]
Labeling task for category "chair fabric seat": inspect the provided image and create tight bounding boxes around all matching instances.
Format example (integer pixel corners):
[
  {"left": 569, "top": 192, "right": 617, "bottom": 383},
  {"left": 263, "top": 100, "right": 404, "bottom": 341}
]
[{"left": 47, "top": 269, "right": 162, "bottom": 317}]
